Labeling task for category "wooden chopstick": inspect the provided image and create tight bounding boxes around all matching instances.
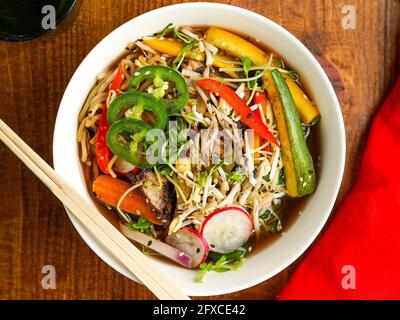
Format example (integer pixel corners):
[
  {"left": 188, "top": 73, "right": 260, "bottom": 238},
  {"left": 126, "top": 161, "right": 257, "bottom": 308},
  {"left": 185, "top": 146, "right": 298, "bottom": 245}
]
[{"left": 0, "top": 119, "right": 190, "bottom": 300}]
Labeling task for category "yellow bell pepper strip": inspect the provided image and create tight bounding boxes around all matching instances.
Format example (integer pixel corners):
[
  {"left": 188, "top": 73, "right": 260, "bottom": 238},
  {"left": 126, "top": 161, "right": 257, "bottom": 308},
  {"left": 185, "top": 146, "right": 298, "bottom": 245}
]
[
  {"left": 142, "top": 37, "right": 239, "bottom": 78},
  {"left": 212, "top": 55, "right": 240, "bottom": 79},
  {"left": 204, "top": 27, "right": 270, "bottom": 66},
  {"left": 143, "top": 37, "right": 204, "bottom": 60},
  {"left": 197, "top": 78, "right": 279, "bottom": 147},
  {"left": 281, "top": 73, "right": 320, "bottom": 125}
]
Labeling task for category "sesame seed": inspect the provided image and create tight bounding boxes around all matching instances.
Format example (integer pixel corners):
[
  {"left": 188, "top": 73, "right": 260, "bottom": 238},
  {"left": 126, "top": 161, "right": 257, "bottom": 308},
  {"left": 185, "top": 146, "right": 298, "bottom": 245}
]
[{"left": 147, "top": 240, "right": 152, "bottom": 246}]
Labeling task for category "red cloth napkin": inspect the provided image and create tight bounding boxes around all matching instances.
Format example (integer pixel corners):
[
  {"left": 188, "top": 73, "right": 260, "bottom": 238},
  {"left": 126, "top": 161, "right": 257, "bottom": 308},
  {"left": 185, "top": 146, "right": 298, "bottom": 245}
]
[{"left": 278, "top": 79, "right": 400, "bottom": 300}]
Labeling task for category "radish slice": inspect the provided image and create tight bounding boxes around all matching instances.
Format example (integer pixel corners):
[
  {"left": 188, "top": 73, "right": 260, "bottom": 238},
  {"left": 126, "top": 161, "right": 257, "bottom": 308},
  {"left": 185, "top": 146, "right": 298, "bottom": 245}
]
[
  {"left": 166, "top": 227, "right": 209, "bottom": 268},
  {"left": 200, "top": 207, "right": 253, "bottom": 254},
  {"left": 113, "top": 158, "right": 137, "bottom": 174},
  {"left": 119, "top": 223, "right": 192, "bottom": 268}
]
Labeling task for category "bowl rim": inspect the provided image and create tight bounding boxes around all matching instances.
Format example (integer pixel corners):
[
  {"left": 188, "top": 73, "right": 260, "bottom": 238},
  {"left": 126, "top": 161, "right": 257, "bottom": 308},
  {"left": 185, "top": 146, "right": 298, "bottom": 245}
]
[{"left": 53, "top": 2, "right": 346, "bottom": 296}]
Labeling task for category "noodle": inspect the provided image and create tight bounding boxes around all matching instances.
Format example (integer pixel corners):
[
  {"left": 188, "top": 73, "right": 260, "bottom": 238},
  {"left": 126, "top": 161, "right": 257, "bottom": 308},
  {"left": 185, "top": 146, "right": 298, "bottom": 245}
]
[
  {"left": 77, "top": 117, "right": 87, "bottom": 142},
  {"left": 97, "top": 69, "right": 117, "bottom": 94},
  {"left": 138, "top": 55, "right": 148, "bottom": 66},
  {"left": 88, "top": 102, "right": 104, "bottom": 116},
  {"left": 107, "top": 154, "right": 118, "bottom": 179},
  {"left": 89, "top": 135, "right": 97, "bottom": 145},
  {"left": 89, "top": 92, "right": 108, "bottom": 108},
  {"left": 80, "top": 129, "right": 89, "bottom": 164},
  {"left": 121, "top": 58, "right": 135, "bottom": 71},
  {"left": 85, "top": 114, "right": 102, "bottom": 128},
  {"left": 116, "top": 182, "right": 143, "bottom": 223},
  {"left": 78, "top": 84, "right": 100, "bottom": 122}
]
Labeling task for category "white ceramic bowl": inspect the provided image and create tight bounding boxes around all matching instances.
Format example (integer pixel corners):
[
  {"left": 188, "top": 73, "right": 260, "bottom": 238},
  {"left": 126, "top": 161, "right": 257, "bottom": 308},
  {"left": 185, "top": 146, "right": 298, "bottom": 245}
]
[{"left": 53, "top": 2, "right": 345, "bottom": 296}]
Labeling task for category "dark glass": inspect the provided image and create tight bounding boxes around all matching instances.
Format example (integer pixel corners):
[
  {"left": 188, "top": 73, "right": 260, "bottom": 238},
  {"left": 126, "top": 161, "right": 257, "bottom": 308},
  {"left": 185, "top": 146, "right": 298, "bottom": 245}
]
[{"left": 0, "top": 0, "right": 78, "bottom": 41}]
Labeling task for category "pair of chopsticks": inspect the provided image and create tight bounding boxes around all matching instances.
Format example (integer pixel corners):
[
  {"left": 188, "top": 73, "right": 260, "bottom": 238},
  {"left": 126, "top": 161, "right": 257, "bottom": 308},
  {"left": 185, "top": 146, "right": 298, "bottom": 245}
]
[{"left": 0, "top": 119, "right": 190, "bottom": 300}]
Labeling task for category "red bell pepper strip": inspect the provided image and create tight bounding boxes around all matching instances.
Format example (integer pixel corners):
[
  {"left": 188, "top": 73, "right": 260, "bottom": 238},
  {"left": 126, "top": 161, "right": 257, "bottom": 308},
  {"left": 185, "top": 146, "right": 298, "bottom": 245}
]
[
  {"left": 254, "top": 91, "right": 269, "bottom": 119},
  {"left": 96, "top": 64, "right": 124, "bottom": 174},
  {"left": 96, "top": 108, "right": 112, "bottom": 174},
  {"left": 197, "top": 79, "right": 279, "bottom": 146},
  {"left": 109, "top": 64, "right": 124, "bottom": 92},
  {"left": 253, "top": 91, "right": 272, "bottom": 153}
]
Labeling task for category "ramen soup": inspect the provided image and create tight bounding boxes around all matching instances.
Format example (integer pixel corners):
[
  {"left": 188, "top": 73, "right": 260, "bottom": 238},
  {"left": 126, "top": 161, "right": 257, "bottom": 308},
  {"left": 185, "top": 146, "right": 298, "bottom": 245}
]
[{"left": 77, "top": 25, "right": 320, "bottom": 282}]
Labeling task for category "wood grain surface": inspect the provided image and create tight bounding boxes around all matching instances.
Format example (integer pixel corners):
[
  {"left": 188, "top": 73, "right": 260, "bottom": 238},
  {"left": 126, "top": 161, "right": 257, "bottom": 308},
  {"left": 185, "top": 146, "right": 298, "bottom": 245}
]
[{"left": 0, "top": 0, "right": 399, "bottom": 300}]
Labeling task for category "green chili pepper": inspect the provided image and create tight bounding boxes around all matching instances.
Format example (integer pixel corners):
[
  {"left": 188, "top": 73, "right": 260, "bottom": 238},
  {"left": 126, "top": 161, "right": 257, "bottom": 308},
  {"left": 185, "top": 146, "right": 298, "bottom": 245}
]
[
  {"left": 128, "top": 65, "right": 189, "bottom": 114},
  {"left": 107, "top": 92, "right": 168, "bottom": 129},
  {"left": 106, "top": 118, "right": 153, "bottom": 168}
]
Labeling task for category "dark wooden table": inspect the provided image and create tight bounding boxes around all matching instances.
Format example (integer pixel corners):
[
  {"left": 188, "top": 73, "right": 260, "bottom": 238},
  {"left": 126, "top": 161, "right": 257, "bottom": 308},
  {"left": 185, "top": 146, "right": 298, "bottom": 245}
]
[{"left": 0, "top": 0, "right": 399, "bottom": 300}]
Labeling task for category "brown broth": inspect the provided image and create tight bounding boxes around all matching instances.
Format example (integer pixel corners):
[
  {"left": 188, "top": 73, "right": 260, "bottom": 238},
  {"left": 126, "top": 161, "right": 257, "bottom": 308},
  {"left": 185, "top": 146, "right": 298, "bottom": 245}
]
[
  {"left": 79, "top": 25, "right": 321, "bottom": 262},
  {"left": 251, "top": 124, "right": 321, "bottom": 254},
  {"left": 81, "top": 161, "right": 120, "bottom": 228}
]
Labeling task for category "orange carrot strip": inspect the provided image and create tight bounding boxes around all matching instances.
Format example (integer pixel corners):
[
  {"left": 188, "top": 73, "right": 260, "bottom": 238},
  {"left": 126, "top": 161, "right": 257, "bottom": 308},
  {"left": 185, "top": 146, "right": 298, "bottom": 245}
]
[{"left": 92, "top": 175, "right": 161, "bottom": 225}]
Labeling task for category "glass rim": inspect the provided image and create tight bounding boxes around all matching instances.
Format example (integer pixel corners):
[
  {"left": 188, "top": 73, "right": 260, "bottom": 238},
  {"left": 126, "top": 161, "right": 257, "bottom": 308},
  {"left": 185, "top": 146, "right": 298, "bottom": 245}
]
[{"left": 0, "top": 0, "right": 78, "bottom": 42}]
